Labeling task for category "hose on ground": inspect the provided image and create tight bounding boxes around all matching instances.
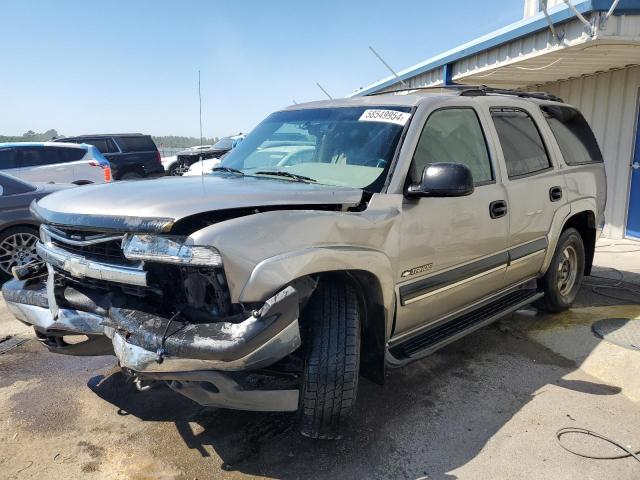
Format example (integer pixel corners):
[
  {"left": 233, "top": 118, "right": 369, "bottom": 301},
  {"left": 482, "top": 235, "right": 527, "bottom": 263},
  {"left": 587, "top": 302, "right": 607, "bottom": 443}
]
[{"left": 556, "top": 427, "right": 640, "bottom": 462}]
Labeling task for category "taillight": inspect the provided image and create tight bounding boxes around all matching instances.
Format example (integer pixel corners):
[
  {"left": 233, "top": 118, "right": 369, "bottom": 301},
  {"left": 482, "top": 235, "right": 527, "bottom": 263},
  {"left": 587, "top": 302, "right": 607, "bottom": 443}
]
[
  {"left": 156, "top": 151, "right": 162, "bottom": 164},
  {"left": 90, "top": 161, "right": 112, "bottom": 182}
]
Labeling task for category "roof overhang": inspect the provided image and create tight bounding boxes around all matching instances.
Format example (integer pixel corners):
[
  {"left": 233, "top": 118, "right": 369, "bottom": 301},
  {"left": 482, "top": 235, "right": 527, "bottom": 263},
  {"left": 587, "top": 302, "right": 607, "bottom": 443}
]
[{"left": 352, "top": 0, "right": 640, "bottom": 96}]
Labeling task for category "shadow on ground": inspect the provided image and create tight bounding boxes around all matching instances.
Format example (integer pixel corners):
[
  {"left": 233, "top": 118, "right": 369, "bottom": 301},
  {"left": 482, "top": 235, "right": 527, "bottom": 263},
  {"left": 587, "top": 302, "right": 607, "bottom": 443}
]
[{"left": 88, "top": 270, "right": 634, "bottom": 480}]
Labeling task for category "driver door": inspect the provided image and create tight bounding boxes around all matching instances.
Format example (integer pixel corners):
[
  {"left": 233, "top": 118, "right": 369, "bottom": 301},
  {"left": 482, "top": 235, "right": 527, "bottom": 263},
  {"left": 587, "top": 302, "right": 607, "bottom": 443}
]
[{"left": 393, "top": 107, "right": 509, "bottom": 339}]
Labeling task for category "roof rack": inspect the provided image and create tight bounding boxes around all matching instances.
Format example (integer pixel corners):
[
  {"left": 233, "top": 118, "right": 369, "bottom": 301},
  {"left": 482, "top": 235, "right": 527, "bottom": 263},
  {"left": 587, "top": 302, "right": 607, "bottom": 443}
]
[{"left": 365, "top": 84, "right": 564, "bottom": 103}]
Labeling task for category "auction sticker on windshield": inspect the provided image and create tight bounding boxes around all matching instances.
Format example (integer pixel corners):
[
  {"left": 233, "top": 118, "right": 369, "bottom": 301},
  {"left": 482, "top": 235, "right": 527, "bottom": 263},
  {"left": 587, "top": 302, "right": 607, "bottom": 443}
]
[{"left": 359, "top": 109, "right": 411, "bottom": 126}]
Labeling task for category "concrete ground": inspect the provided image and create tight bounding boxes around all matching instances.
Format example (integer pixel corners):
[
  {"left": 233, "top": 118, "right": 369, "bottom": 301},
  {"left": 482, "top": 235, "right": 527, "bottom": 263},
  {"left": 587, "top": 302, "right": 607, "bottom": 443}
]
[{"left": 1, "top": 240, "right": 639, "bottom": 480}]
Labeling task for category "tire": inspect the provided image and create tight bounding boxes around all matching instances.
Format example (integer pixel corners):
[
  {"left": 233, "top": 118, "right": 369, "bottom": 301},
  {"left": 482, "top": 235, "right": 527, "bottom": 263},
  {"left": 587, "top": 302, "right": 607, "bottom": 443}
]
[
  {"left": 120, "top": 171, "right": 143, "bottom": 180},
  {"left": 167, "top": 163, "right": 180, "bottom": 176},
  {"left": 0, "top": 226, "right": 40, "bottom": 280},
  {"left": 534, "top": 227, "right": 585, "bottom": 313},
  {"left": 299, "top": 281, "right": 361, "bottom": 439}
]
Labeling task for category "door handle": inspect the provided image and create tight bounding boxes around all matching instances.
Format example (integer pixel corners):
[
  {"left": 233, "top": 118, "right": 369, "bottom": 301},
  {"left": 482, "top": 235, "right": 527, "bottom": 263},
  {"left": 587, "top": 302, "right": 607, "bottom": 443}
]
[
  {"left": 549, "top": 186, "right": 563, "bottom": 202},
  {"left": 489, "top": 200, "right": 508, "bottom": 219}
]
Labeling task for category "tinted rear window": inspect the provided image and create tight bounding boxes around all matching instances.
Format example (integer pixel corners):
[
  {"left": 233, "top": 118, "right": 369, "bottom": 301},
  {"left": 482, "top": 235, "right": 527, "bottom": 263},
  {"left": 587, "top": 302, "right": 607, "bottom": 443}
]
[
  {"left": 116, "top": 136, "right": 157, "bottom": 152},
  {"left": 17, "top": 146, "right": 85, "bottom": 167},
  {"left": 56, "top": 147, "right": 86, "bottom": 162},
  {"left": 490, "top": 108, "right": 551, "bottom": 178},
  {"left": 541, "top": 106, "right": 603, "bottom": 165},
  {"left": 0, "top": 148, "right": 19, "bottom": 169}
]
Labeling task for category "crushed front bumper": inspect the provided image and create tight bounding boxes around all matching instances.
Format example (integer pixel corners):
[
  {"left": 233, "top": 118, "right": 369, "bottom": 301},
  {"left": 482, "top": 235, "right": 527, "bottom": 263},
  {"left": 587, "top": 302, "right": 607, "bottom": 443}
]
[{"left": 2, "top": 279, "right": 303, "bottom": 411}]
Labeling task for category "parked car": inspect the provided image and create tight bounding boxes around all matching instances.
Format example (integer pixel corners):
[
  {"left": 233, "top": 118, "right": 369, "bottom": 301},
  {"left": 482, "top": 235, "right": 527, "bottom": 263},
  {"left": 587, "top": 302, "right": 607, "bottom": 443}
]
[
  {"left": 0, "top": 173, "right": 73, "bottom": 278},
  {"left": 161, "top": 145, "right": 214, "bottom": 174},
  {"left": 170, "top": 135, "right": 244, "bottom": 176},
  {"left": 55, "top": 134, "right": 164, "bottom": 180},
  {"left": 3, "top": 87, "right": 606, "bottom": 440},
  {"left": 0, "top": 142, "right": 112, "bottom": 185}
]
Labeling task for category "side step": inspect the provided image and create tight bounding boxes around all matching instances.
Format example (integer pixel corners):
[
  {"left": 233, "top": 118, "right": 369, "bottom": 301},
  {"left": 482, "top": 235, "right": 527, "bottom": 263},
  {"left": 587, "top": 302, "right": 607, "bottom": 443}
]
[{"left": 388, "top": 288, "right": 543, "bottom": 365}]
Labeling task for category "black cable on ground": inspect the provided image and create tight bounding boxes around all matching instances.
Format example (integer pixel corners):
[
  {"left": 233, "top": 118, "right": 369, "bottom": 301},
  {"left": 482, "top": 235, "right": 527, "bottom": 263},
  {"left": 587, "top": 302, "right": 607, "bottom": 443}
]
[
  {"left": 556, "top": 427, "right": 640, "bottom": 462},
  {"left": 582, "top": 267, "right": 640, "bottom": 304}
]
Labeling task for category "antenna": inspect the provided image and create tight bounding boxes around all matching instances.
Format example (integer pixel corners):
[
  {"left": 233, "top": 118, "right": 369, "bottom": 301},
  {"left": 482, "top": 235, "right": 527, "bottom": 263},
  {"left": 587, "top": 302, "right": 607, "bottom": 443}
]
[
  {"left": 368, "top": 46, "right": 407, "bottom": 87},
  {"left": 316, "top": 82, "right": 333, "bottom": 100},
  {"left": 198, "top": 70, "right": 203, "bottom": 178}
]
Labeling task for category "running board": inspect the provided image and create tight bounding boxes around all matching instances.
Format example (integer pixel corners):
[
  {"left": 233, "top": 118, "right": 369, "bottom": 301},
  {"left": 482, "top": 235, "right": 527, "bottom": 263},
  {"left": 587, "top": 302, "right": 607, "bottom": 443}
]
[{"left": 387, "top": 288, "right": 543, "bottom": 366}]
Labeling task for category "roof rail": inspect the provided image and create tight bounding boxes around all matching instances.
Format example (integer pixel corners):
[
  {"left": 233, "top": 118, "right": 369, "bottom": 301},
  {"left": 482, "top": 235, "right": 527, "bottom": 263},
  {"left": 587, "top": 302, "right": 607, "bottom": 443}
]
[
  {"left": 365, "top": 84, "right": 564, "bottom": 103},
  {"left": 460, "top": 86, "right": 564, "bottom": 103}
]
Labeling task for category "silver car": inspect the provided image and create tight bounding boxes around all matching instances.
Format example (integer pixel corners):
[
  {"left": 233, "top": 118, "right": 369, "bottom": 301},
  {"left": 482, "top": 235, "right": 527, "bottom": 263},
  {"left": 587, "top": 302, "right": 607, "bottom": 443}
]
[
  {"left": 3, "top": 87, "right": 606, "bottom": 439},
  {"left": 0, "top": 142, "right": 112, "bottom": 185}
]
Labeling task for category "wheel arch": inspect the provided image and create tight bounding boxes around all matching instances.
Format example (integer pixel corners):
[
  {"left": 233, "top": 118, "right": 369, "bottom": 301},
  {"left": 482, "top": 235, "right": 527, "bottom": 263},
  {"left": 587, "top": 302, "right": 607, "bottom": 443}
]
[
  {"left": 560, "top": 209, "right": 596, "bottom": 276},
  {"left": 239, "top": 247, "right": 395, "bottom": 385}
]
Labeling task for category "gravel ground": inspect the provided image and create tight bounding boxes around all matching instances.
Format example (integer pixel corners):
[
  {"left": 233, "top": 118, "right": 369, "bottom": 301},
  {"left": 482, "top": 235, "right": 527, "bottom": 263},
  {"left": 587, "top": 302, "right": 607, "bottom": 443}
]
[{"left": 0, "top": 244, "right": 639, "bottom": 480}]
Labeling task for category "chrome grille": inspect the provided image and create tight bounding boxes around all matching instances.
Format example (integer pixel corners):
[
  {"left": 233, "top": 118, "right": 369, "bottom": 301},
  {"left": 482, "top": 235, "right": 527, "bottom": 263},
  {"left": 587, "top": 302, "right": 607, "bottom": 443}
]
[{"left": 41, "top": 225, "right": 133, "bottom": 266}]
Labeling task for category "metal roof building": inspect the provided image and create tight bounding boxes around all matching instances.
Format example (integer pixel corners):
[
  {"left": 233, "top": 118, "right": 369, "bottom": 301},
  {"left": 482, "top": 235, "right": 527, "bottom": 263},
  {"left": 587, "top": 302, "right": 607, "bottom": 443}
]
[{"left": 353, "top": 0, "right": 640, "bottom": 240}]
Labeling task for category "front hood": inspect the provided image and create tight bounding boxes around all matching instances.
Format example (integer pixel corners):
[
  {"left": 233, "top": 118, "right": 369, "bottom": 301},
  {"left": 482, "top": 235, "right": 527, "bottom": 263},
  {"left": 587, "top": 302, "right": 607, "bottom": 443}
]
[{"left": 33, "top": 175, "right": 364, "bottom": 232}]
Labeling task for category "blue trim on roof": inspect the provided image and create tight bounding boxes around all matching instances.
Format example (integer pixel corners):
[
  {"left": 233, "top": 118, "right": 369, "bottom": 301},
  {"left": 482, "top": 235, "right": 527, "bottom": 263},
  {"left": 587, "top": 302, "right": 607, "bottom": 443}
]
[
  {"left": 443, "top": 63, "right": 454, "bottom": 86},
  {"left": 352, "top": 0, "right": 640, "bottom": 96}
]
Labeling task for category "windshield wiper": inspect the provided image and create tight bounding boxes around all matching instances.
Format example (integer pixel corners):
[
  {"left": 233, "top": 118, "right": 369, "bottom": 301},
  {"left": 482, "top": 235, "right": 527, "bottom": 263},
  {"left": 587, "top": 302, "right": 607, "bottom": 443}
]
[
  {"left": 211, "top": 166, "right": 244, "bottom": 175},
  {"left": 254, "top": 170, "right": 316, "bottom": 183}
]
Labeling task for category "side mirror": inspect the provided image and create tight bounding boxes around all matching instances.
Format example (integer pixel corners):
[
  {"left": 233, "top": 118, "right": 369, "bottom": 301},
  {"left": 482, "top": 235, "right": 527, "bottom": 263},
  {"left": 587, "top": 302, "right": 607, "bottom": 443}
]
[{"left": 406, "top": 162, "right": 474, "bottom": 198}]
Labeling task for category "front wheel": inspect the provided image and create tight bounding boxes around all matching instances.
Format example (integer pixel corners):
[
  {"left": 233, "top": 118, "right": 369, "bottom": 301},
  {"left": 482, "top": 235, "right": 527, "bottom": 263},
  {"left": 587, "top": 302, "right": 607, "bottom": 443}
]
[
  {"left": 299, "top": 281, "right": 361, "bottom": 439},
  {"left": 534, "top": 227, "right": 585, "bottom": 313},
  {"left": 0, "top": 226, "right": 40, "bottom": 280}
]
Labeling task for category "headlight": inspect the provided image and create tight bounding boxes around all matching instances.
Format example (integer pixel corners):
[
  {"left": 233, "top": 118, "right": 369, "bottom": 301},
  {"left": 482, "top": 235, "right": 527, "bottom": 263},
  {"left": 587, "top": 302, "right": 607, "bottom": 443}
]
[{"left": 122, "top": 234, "right": 222, "bottom": 267}]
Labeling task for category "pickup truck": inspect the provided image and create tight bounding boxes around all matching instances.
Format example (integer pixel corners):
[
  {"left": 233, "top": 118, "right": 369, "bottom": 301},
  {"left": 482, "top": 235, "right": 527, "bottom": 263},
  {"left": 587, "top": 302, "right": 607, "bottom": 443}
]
[{"left": 3, "top": 86, "right": 606, "bottom": 439}]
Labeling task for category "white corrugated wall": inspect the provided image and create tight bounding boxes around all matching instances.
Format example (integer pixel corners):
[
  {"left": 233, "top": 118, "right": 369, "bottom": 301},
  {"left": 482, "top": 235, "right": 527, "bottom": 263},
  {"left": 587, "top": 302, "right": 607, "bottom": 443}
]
[{"left": 532, "top": 66, "right": 640, "bottom": 239}]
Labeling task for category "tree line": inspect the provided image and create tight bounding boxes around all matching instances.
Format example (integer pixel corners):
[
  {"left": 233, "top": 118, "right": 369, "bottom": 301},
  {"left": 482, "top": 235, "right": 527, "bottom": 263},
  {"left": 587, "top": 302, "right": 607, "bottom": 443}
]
[{"left": 0, "top": 130, "right": 219, "bottom": 148}]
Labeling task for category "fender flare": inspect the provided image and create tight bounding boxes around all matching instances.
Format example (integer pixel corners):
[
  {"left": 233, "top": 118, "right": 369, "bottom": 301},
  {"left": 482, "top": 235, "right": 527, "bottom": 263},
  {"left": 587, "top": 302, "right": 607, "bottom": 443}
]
[
  {"left": 541, "top": 199, "right": 597, "bottom": 274},
  {"left": 239, "top": 246, "right": 396, "bottom": 339}
]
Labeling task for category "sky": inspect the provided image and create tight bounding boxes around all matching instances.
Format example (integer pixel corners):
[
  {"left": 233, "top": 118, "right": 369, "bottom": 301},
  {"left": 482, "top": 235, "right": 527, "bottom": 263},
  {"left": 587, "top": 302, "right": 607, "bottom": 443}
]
[{"left": 0, "top": 0, "right": 524, "bottom": 138}]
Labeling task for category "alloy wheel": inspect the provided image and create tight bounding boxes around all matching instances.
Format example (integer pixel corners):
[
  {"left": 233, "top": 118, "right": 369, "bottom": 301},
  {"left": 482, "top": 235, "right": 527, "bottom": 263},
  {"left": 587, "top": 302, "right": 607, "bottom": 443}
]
[
  {"left": 557, "top": 245, "right": 578, "bottom": 296},
  {"left": 0, "top": 232, "right": 39, "bottom": 275}
]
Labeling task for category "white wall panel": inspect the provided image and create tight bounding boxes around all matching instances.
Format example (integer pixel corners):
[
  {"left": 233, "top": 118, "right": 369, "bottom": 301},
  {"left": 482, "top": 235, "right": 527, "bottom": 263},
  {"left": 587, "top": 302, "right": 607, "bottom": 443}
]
[{"left": 535, "top": 67, "right": 640, "bottom": 238}]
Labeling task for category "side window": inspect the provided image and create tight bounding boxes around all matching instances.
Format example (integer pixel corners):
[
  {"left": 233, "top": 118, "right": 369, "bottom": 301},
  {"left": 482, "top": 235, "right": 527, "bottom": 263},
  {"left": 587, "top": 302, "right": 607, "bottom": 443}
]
[
  {"left": 490, "top": 108, "right": 551, "bottom": 178},
  {"left": 412, "top": 108, "right": 493, "bottom": 185},
  {"left": 56, "top": 147, "right": 86, "bottom": 162},
  {"left": 541, "top": 106, "right": 603, "bottom": 165},
  {"left": 0, "top": 149, "right": 19, "bottom": 169},
  {"left": 20, "top": 147, "right": 59, "bottom": 167},
  {"left": 83, "top": 138, "right": 119, "bottom": 154},
  {"left": 117, "top": 136, "right": 157, "bottom": 152}
]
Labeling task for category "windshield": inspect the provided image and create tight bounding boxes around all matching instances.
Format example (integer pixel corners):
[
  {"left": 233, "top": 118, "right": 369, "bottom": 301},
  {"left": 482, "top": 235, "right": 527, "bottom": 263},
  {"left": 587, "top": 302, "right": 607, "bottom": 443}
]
[
  {"left": 219, "top": 106, "right": 412, "bottom": 191},
  {"left": 213, "top": 137, "right": 234, "bottom": 150}
]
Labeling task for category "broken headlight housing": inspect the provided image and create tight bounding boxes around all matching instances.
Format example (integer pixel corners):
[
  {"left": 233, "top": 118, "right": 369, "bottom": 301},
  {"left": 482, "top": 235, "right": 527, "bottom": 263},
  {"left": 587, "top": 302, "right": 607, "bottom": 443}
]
[{"left": 122, "top": 234, "right": 222, "bottom": 267}]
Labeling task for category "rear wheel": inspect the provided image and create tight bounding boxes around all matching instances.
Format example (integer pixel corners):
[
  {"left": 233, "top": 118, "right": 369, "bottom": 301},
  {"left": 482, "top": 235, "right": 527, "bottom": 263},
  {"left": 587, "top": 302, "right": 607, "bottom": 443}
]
[
  {"left": 299, "top": 281, "right": 360, "bottom": 439},
  {"left": 534, "top": 227, "right": 585, "bottom": 313},
  {"left": 0, "top": 226, "right": 40, "bottom": 279}
]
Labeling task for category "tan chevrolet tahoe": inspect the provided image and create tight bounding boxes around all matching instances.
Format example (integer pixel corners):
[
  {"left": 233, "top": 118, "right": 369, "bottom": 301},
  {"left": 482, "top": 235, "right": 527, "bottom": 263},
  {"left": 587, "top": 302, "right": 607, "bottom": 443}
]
[{"left": 3, "top": 86, "right": 606, "bottom": 439}]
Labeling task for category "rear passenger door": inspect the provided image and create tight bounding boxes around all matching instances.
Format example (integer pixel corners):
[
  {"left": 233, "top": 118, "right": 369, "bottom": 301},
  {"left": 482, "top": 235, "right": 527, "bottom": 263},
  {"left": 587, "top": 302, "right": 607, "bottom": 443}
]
[
  {"left": 17, "top": 146, "right": 72, "bottom": 183},
  {"left": 489, "top": 106, "right": 566, "bottom": 285}
]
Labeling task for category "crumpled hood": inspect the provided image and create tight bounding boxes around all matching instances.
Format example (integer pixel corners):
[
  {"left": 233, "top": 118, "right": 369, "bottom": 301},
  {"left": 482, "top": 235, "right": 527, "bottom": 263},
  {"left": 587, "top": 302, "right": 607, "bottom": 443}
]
[{"left": 33, "top": 175, "right": 364, "bottom": 232}]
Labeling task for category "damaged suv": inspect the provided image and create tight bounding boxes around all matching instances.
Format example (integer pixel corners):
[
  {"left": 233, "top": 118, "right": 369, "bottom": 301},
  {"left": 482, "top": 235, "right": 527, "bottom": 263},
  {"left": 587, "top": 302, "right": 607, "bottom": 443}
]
[{"left": 3, "top": 86, "right": 606, "bottom": 439}]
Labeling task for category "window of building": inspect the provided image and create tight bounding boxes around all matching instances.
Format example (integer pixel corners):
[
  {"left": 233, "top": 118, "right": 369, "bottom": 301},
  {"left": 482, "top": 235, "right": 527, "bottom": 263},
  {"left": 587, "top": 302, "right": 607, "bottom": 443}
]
[
  {"left": 411, "top": 108, "right": 493, "bottom": 184},
  {"left": 541, "top": 105, "right": 603, "bottom": 165},
  {"left": 490, "top": 108, "right": 551, "bottom": 178}
]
